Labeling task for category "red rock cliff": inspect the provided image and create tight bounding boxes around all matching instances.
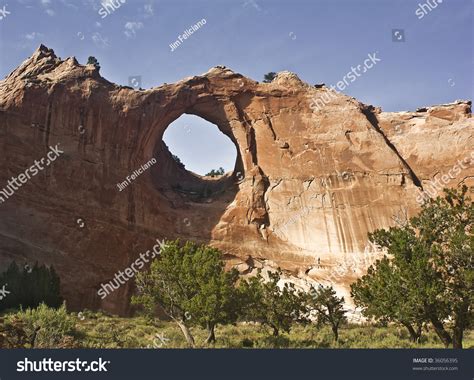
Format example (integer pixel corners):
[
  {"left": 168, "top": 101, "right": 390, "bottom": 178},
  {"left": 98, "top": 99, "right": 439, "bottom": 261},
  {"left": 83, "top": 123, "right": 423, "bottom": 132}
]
[{"left": 0, "top": 46, "right": 472, "bottom": 314}]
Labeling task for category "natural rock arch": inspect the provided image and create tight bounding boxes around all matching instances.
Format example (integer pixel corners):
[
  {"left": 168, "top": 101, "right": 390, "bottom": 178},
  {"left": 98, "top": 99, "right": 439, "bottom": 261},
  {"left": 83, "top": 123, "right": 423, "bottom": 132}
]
[{"left": 0, "top": 45, "right": 472, "bottom": 314}]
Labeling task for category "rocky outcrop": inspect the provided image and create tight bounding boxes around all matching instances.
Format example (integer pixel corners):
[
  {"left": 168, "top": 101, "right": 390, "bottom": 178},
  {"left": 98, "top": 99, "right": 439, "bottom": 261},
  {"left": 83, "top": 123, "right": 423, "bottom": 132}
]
[{"left": 0, "top": 45, "right": 472, "bottom": 314}]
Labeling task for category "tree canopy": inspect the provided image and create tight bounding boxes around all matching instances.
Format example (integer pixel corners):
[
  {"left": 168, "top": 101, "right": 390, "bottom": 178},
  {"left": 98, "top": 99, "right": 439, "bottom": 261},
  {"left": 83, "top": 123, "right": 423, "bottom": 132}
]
[
  {"left": 132, "top": 240, "right": 239, "bottom": 345},
  {"left": 238, "top": 269, "right": 307, "bottom": 336},
  {"left": 307, "top": 285, "right": 347, "bottom": 342},
  {"left": 351, "top": 186, "right": 473, "bottom": 348},
  {"left": 263, "top": 72, "right": 277, "bottom": 83},
  {"left": 0, "top": 262, "right": 62, "bottom": 312},
  {"left": 86, "top": 56, "right": 100, "bottom": 71},
  {"left": 205, "top": 167, "right": 225, "bottom": 177}
]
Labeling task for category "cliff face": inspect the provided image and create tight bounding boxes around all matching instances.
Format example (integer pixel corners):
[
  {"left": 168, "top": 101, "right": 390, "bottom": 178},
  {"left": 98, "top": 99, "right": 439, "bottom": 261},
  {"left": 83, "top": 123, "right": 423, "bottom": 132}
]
[{"left": 0, "top": 45, "right": 472, "bottom": 314}]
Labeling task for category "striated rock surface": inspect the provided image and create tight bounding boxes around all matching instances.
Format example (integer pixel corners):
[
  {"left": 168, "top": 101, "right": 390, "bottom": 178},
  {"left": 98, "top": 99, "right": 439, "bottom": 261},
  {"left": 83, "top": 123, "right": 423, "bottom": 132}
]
[{"left": 0, "top": 45, "right": 472, "bottom": 314}]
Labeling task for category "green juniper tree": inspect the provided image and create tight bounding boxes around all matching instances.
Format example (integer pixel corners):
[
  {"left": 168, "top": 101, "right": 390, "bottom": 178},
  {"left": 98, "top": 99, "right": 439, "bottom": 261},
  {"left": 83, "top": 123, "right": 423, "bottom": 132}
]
[
  {"left": 186, "top": 247, "right": 239, "bottom": 343},
  {"left": 412, "top": 185, "right": 473, "bottom": 348},
  {"left": 238, "top": 269, "right": 307, "bottom": 336},
  {"left": 351, "top": 186, "right": 473, "bottom": 348},
  {"left": 86, "top": 56, "right": 100, "bottom": 71},
  {"left": 132, "top": 240, "right": 239, "bottom": 346},
  {"left": 307, "top": 285, "right": 347, "bottom": 342},
  {"left": 263, "top": 72, "right": 277, "bottom": 83},
  {"left": 350, "top": 254, "right": 426, "bottom": 342}
]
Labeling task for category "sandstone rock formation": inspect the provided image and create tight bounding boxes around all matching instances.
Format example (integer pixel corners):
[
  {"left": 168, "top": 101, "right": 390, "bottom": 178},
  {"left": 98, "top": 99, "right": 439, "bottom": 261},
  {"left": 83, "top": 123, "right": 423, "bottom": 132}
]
[{"left": 0, "top": 45, "right": 472, "bottom": 315}]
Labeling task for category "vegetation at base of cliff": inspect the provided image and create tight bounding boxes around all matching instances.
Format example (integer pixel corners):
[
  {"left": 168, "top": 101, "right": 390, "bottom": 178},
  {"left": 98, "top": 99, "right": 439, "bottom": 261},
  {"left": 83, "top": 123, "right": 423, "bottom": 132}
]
[
  {"left": 0, "top": 262, "right": 62, "bottom": 312},
  {"left": 351, "top": 185, "right": 473, "bottom": 349},
  {"left": 0, "top": 303, "right": 76, "bottom": 348},
  {"left": 131, "top": 239, "right": 346, "bottom": 346},
  {"left": 0, "top": 185, "right": 471, "bottom": 349},
  {"left": 132, "top": 240, "right": 240, "bottom": 347},
  {"left": 76, "top": 316, "right": 474, "bottom": 349},
  {"left": 2, "top": 308, "right": 473, "bottom": 348}
]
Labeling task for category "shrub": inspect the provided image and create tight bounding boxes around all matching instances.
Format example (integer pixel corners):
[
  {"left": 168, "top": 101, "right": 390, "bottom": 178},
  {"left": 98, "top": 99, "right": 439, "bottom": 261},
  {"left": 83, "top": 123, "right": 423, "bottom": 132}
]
[
  {"left": 241, "top": 338, "right": 254, "bottom": 347},
  {"left": 205, "top": 167, "right": 225, "bottom": 177},
  {"left": 263, "top": 72, "right": 277, "bottom": 83},
  {"left": 0, "top": 316, "right": 29, "bottom": 348},
  {"left": 86, "top": 56, "right": 100, "bottom": 71},
  {"left": 11, "top": 303, "right": 76, "bottom": 348}
]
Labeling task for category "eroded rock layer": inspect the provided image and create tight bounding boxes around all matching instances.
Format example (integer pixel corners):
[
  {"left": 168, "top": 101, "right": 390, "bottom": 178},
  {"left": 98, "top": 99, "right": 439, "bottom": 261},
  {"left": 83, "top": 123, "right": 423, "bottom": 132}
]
[{"left": 0, "top": 46, "right": 472, "bottom": 314}]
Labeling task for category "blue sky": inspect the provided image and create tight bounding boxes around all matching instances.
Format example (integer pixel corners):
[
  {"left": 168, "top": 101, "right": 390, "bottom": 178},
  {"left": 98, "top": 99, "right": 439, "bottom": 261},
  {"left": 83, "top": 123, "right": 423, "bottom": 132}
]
[{"left": 0, "top": 0, "right": 472, "bottom": 174}]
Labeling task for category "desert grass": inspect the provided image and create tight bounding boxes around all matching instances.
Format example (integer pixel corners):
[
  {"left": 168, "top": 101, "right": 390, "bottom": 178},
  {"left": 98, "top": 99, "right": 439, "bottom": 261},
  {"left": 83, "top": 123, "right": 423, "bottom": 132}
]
[{"left": 70, "top": 310, "right": 474, "bottom": 349}]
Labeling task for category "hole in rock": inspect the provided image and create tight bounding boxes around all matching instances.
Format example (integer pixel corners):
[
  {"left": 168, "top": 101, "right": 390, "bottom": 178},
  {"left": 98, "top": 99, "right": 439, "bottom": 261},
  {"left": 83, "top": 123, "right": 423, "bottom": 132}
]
[
  {"left": 157, "top": 114, "right": 240, "bottom": 203},
  {"left": 163, "top": 114, "right": 237, "bottom": 177}
]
